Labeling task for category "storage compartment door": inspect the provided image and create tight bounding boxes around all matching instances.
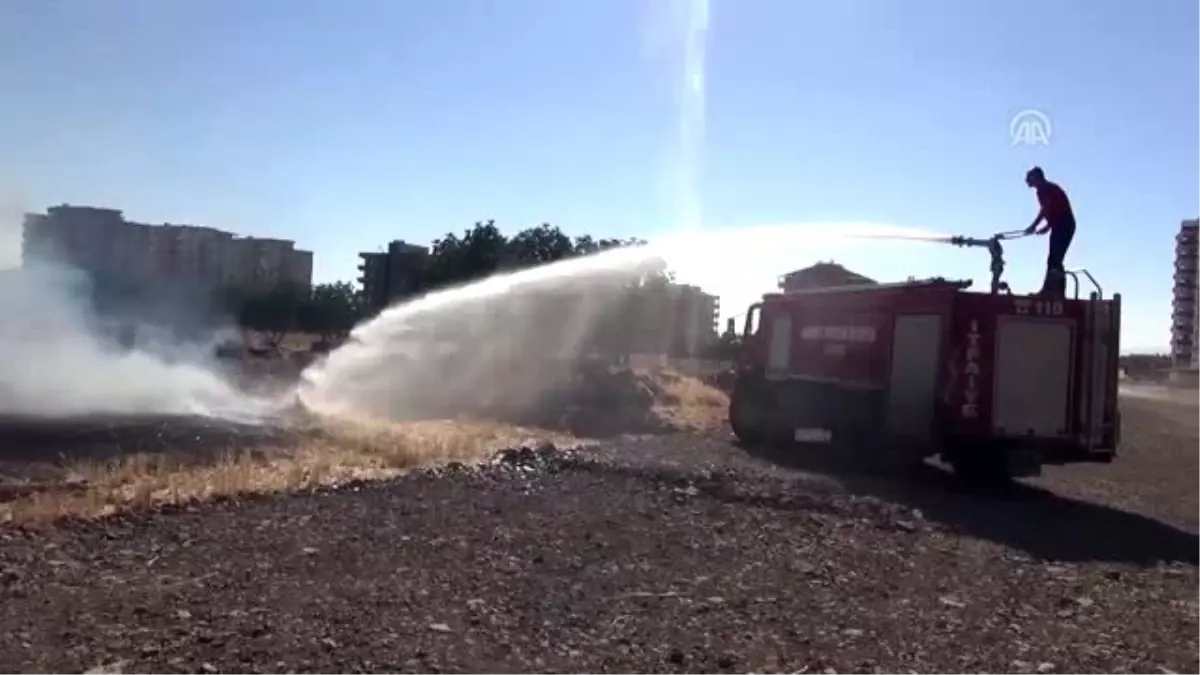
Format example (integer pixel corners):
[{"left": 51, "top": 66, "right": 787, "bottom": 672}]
[
  {"left": 1081, "top": 299, "right": 1115, "bottom": 447},
  {"left": 766, "top": 312, "right": 792, "bottom": 378},
  {"left": 885, "top": 314, "right": 942, "bottom": 441},
  {"left": 993, "top": 317, "right": 1073, "bottom": 437}
]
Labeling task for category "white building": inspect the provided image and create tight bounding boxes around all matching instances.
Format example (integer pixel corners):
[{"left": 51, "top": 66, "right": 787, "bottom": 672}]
[
  {"left": 220, "top": 236, "right": 312, "bottom": 293},
  {"left": 1171, "top": 218, "right": 1198, "bottom": 369},
  {"left": 22, "top": 204, "right": 313, "bottom": 293}
]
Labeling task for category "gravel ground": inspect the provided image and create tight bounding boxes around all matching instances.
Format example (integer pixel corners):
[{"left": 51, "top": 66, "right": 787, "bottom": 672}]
[{"left": 0, "top": 396, "right": 1195, "bottom": 674}]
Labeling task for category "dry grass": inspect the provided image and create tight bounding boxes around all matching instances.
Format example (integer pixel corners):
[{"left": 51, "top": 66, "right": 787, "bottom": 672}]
[
  {"left": 645, "top": 368, "right": 730, "bottom": 433},
  {"left": 0, "top": 417, "right": 577, "bottom": 525},
  {"left": 0, "top": 370, "right": 733, "bottom": 526}
]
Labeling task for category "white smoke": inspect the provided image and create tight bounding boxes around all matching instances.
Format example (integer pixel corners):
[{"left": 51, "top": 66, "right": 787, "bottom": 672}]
[
  {"left": 0, "top": 190, "right": 26, "bottom": 270},
  {"left": 299, "top": 243, "right": 663, "bottom": 422},
  {"left": 0, "top": 205, "right": 274, "bottom": 421}
]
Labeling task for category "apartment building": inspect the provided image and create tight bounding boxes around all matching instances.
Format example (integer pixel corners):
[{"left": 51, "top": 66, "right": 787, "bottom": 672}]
[
  {"left": 1172, "top": 218, "right": 1199, "bottom": 369},
  {"left": 221, "top": 236, "right": 313, "bottom": 291},
  {"left": 22, "top": 206, "right": 129, "bottom": 275},
  {"left": 21, "top": 204, "right": 313, "bottom": 294},
  {"left": 357, "top": 240, "right": 431, "bottom": 311},
  {"left": 659, "top": 282, "right": 721, "bottom": 356}
]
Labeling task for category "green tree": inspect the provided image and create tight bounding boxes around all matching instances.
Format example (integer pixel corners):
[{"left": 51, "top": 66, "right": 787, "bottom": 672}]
[
  {"left": 297, "top": 281, "right": 364, "bottom": 343},
  {"left": 571, "top": 234, "right": 625, "bottom": 255},
  {"left": 504, "top": 223, "right": 581, "bottom": 267},
  {"left": 422, "top": 220, "right": 509, "bottom": 289},
  {"left": 237, "top": 286, "right": 306, "bottom": 351},
  {"left": 408, "top": 222, "right": 670, "bottom": 292},
  {"left": 389, "top": 220, "right": 683, "bottom": 363}
]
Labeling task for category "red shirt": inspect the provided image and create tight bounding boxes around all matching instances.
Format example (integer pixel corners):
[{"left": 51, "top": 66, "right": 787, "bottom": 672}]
[{"left": 1036, "top": 181, "right": 1074, "bottom": 221}]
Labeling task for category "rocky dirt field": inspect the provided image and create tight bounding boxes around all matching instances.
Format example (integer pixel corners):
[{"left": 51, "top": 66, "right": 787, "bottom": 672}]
[{"left": 0, "top": 389, "right": 1195, "bottom": 673}]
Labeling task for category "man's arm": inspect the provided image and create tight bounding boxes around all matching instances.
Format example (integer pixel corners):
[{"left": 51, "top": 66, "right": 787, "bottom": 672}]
[
  {"left": 1024, "top": 208, "right": 1046, "bottom": 235},
  {"left": 1024, "top": 188, "right": 1051, "bottom": 235}
]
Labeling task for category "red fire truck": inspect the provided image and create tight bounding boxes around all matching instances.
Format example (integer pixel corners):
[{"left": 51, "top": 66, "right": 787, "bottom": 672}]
[{"left": 728, "top": 231, "right": 1122, "bottom": 482}]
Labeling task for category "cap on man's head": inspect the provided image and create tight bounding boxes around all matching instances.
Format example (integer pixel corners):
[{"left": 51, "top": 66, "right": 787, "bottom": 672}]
[{"left": 1026, "top": 166, "right": 1045, "bottom": 182}]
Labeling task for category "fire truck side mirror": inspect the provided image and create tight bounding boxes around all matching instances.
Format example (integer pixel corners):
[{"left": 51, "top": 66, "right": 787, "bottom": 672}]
[{"left": 743, "top": 303, "right": 762, "bottom": 339}]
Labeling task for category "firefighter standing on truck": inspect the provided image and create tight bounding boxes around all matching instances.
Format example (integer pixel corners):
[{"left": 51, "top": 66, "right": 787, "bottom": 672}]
[{"left": 1023, "top": 166, "right": 1076, "bottom": 298}]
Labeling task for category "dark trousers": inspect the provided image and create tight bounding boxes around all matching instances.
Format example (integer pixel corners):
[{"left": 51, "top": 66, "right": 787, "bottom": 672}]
[{"left": 1040, "top": 216, "right": 1076, "bottom": 297}]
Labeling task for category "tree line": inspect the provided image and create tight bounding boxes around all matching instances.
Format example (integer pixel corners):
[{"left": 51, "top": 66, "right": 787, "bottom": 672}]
[
  {"left": 230, "top": 220, "right": 678, "bottom": 349},
  {"left": 417, "top": 220, "right": 667, "bottom": 290}
]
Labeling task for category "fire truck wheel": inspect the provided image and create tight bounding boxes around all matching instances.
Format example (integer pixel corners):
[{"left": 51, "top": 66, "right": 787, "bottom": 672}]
[{"left": 728, "top": 387, "right": 765, "bottom": 446}]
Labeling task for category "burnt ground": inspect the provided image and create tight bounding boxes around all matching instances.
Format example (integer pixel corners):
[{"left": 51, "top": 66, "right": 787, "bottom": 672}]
[
  {"left": 0, "top": 394, "right": 1196, "bottom": 673},
  {"left": 0, "top": 414, "right": 306, "bottom": 499},
  {"left": 0, "top": 414, "right": 300, "bottom": 466}
]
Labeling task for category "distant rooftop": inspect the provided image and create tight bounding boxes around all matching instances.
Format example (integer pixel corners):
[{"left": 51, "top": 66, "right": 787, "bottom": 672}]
[
  {"left": 49, "top": 204, "right": 122, "bottom": 213},
  {"left": 779, "top": 262, "right": 877, "bottom": 291},
  {"left": 29, "top": 204, "right": 308, "bottom": 251}
]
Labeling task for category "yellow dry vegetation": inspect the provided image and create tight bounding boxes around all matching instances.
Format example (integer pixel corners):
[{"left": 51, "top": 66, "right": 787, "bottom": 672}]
[
  {"left": 643, "top": 368, "right": 730, "bottom": 434},
  {"left": 1, "top": 417, "right": 576, "bottom": 525},
  {"left": 0, "top": 370, "right": 730, "bottom": 525}
]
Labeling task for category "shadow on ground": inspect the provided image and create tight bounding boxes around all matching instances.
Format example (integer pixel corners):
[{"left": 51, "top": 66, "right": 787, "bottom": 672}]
[{"left": 738, "top": 441, "right": 1199, "bottom": 567}]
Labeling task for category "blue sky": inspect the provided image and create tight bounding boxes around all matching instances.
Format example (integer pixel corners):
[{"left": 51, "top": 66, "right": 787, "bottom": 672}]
[{"left": 1, "top": 0, "right": 1196, "bottom": 352}]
